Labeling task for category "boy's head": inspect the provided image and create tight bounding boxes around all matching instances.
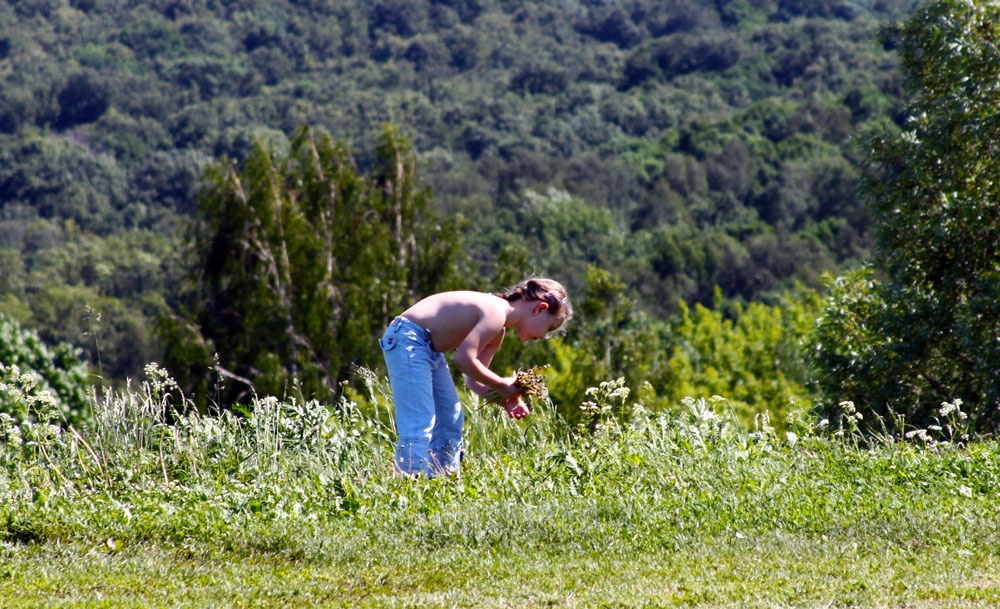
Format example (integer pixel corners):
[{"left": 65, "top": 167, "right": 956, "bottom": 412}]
[{"left": 501, "top": 278, "right": 572, "bottom": 334}]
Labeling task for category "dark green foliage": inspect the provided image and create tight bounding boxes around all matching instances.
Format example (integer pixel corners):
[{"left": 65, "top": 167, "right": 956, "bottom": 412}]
[
  {"left": 575, "top": 6, "right": 644, "bottom": 49},
  {"left": 129, "top": 149, "right": 209, "bottom": 213},
  {"left": 0, "top": 87, "right": 35, "bottom": 134},
  {"left": 165, "top": 56, "right": 257, "bottom": 100},
  {"left": 811, "top": 0, "right": 1000, "bottom": 433},
  {"left": 0, "top": 135, "right": 127, "bottom": 232},
  {"left": 164, "top": 125, "right": 464, "bottom": 406},
  {"left": 774, "top": 0, "right": 892, "bottom": 21},
  {"left": 0, "top": 222, "right": 183, "bottom": 389},
  {"left": 0, "top": 0, "right": 916, "bottom": 399},
  {"left": 623, "top": 32, "right": 743, "bottom": 89},
  {"left": 54, "top": 70, "right": 110, "bottom": 129},
  {"left": 0, "top": 314, "right": 90, "bottom": 423},
  {"left": 116, "top": 17, "right": 187, "bottom": 60}
]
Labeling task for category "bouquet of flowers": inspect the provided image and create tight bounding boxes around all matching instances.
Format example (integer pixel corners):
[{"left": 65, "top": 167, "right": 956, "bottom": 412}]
[{"left": 483, "top": 365, "right": 550, "bottom": 411}]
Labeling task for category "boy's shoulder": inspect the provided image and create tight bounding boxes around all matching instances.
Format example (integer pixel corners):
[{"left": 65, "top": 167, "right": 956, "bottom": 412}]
[
  {"left": 435, "top": 290, "right": 506, "bottom": 317},
  {"left": 434, "top": 290, "right": 491, "bottom": 304}
]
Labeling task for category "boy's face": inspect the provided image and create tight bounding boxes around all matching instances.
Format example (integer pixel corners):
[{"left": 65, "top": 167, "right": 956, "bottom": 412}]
[{"left": 517, "top": 305, "right": 564, "bottom": 341}]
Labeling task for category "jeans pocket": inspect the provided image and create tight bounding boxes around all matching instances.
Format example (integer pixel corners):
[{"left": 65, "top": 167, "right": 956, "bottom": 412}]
[{"left": 380, "top": 332, "right": 398, "bottom": 351}]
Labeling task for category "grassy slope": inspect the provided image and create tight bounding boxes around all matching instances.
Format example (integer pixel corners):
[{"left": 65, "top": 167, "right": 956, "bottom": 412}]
[{"left": 2, "top": 375, "right": 999, "bottom": 607}]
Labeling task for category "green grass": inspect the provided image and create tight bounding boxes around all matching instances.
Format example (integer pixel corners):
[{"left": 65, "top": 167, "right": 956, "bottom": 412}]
[
  {"left": 3, "top": 537, "right": 999, "bottom": 608},
  {"left": 2, "top": 369, "right": 1000, "bottom": 607}
]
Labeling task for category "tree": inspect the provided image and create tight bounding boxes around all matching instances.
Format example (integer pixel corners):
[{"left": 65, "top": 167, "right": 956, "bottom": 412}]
[
  {"left": 160, "top": 125, "right": 464, "bottom": 406},
  {"left": 55, "top": 70, "right": 111, "bottom": 129},
  {"left": 810, "top": 0, "right": 1000, "bottom": 433}
]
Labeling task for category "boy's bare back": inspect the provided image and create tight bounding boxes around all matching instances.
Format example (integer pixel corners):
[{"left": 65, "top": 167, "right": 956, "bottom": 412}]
[{"left": 400, "top": 291, "right": 510, "bottom": 353}]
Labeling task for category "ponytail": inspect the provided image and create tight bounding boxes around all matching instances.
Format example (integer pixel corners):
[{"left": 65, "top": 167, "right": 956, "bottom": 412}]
[{"left": 497, "top": 277, "right": 572, "bottom": 321}]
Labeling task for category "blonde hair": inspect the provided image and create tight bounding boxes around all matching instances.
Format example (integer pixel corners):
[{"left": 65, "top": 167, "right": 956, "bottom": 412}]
[{"left": 497, "top": 277, "right": 572, "bottom": 326}]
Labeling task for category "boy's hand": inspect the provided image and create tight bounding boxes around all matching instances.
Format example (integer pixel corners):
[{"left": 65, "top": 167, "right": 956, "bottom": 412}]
[
  {"left": 497, "top": 376, "right": 520, "bottom": 400},
  {"left": 504, "top": 395, "right": 530, "bottom": 420}
]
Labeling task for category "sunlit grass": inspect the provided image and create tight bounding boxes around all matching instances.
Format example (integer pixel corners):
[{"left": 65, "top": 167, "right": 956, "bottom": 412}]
[{"left": 2, "top": 366, "right": 999, "bottom": 607}]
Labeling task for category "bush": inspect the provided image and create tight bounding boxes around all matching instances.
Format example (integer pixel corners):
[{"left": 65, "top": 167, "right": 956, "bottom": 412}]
[{"left": 0, "top": 314, "right": 91, "bottom": 424}]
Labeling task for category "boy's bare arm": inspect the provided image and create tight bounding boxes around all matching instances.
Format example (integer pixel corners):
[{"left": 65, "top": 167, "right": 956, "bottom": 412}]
[
  {"left": 463, "top": 331, "right": 505, "bottom": 396},
  {"left": 454, "top": 316, "right": 517, "bottom": 398}
]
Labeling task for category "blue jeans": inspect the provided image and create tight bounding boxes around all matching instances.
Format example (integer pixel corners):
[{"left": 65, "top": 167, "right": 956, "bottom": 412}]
[{"left": 380, "top": 317, "right": 463, "bottom": 476}]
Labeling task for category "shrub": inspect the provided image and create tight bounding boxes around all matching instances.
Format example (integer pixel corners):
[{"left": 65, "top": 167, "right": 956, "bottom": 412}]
[{"left": 0, "top": 314, "right": 90, "bottom": 424}]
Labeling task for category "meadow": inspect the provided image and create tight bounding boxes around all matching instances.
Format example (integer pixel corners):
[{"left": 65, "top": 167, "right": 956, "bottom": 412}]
[{"left": 2, "top": 366, "right": 999, "bottom": 608}]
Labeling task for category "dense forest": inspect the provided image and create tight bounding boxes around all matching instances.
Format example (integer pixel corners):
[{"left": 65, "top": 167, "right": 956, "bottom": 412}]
[{"left": 0, "top": 0, "right": 926, "bottom": 421}]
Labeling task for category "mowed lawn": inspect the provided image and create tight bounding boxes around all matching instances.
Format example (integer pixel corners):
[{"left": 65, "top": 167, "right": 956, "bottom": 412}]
[{"left": 4, "top": 526, "right": 999, "bottom": 607}]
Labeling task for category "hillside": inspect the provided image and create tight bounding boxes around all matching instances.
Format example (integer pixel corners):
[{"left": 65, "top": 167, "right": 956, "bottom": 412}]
[{"left": 0, "top": 0, "right": 917, "bottom": 385}]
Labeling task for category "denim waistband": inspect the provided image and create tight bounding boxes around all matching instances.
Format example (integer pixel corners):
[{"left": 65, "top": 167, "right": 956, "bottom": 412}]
[{"left": 390, "top": 316, "right": 433, "bottom": 343}]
